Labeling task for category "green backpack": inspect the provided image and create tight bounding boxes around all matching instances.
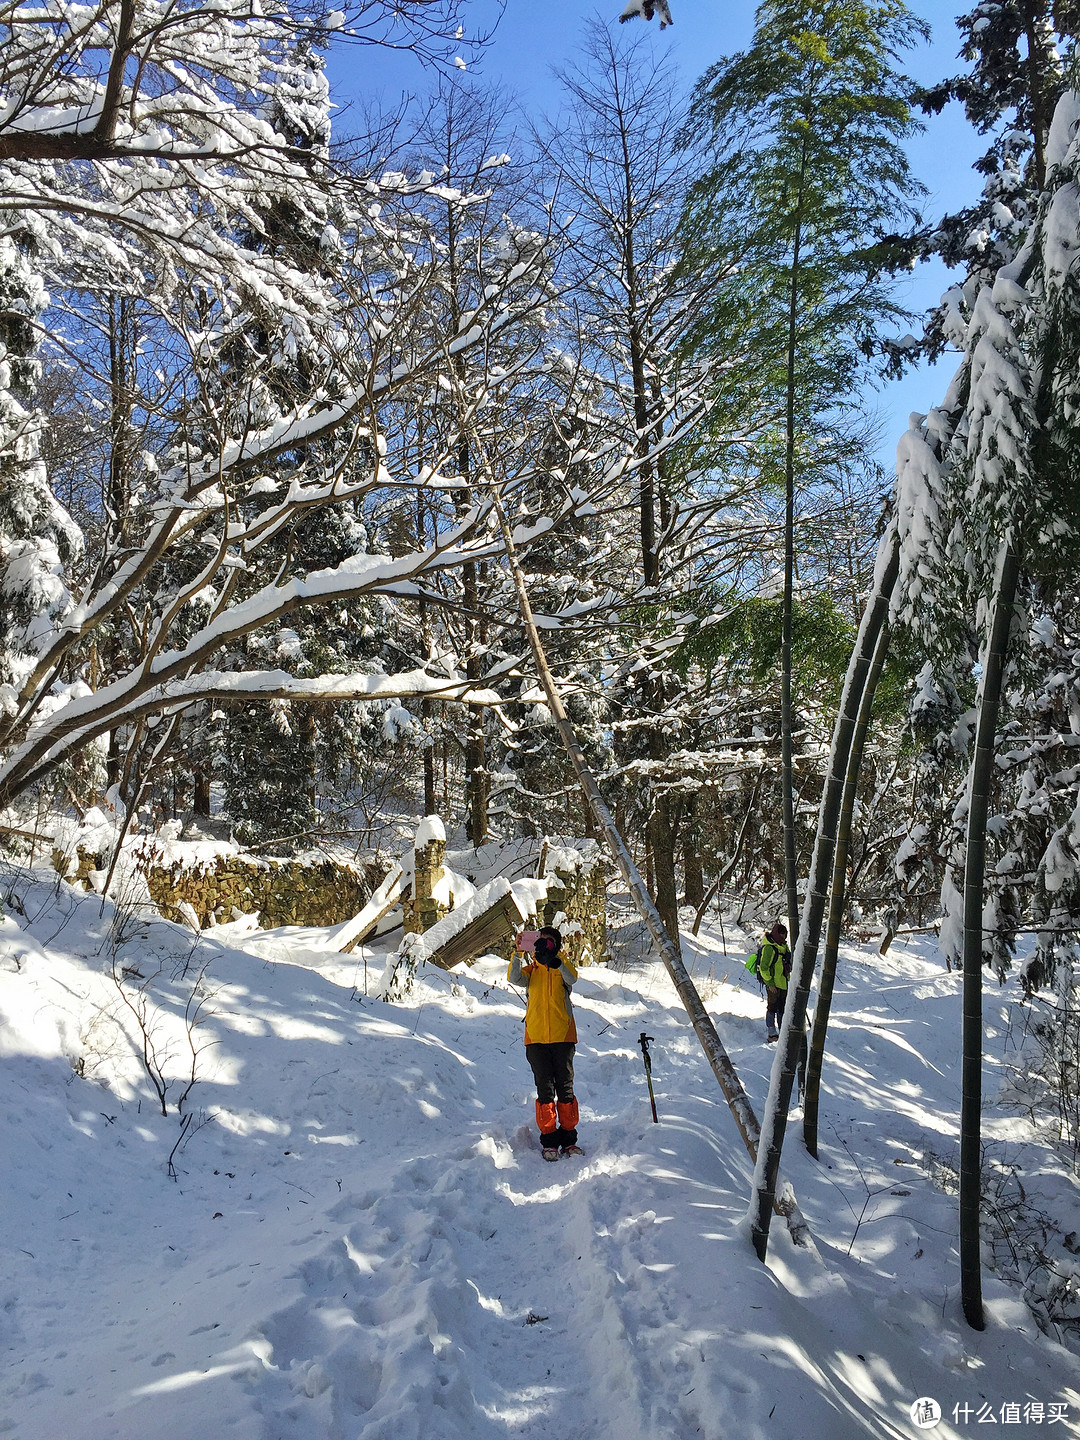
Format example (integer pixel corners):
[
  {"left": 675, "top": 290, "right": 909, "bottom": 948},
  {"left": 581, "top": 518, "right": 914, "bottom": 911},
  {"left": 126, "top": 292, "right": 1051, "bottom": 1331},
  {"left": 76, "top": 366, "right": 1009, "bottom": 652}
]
[{"left": 755, "top": 940, "right": 788, "bottom": 987}]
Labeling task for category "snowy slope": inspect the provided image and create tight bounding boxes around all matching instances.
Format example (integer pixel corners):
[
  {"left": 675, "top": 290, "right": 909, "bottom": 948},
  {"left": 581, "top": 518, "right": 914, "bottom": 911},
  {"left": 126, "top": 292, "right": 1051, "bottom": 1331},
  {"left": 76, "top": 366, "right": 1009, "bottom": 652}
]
[{"left": 1, "top": 867, "right": 1079, "bottom": 1440}]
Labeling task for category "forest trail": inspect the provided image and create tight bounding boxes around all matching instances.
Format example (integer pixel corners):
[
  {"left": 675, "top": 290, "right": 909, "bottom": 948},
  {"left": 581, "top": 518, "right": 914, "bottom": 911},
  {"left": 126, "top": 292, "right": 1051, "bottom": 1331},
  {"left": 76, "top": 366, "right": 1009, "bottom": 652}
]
[{"left": 2, "top": 875, "right": 1080, "bottom": 1439}]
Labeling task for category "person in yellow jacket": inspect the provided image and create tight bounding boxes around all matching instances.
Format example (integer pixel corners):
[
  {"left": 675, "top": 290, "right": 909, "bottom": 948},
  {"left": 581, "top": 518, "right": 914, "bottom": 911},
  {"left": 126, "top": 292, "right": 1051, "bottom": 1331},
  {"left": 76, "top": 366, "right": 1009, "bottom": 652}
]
[{"left": 508, "top": 925, "right": 584, "bottom": 1161}]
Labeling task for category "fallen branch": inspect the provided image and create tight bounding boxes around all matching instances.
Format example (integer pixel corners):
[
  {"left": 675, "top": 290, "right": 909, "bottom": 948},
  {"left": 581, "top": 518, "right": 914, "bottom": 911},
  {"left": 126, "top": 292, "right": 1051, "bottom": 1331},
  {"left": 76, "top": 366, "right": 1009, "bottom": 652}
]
[{"left": 0, "top": 823, "right": 56, "bottom": 842}]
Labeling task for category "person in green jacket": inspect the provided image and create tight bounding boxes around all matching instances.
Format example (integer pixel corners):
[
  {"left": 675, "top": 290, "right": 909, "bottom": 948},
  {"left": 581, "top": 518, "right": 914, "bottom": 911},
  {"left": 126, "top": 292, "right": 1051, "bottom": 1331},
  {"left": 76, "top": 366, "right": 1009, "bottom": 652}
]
[
  {"left": 508, "top": 926, "right": 584, "bottom": 1161},
  {"left": 756, "top": 921, "right": 791, "bottom": 1042}
]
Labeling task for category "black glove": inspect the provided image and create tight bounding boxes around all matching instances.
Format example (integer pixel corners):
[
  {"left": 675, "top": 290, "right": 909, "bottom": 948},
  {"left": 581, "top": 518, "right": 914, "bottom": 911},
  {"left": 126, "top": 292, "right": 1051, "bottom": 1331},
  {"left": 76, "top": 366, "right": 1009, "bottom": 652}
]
[{"left": 543, "top": 952, "right": 561, "bottom": 968}]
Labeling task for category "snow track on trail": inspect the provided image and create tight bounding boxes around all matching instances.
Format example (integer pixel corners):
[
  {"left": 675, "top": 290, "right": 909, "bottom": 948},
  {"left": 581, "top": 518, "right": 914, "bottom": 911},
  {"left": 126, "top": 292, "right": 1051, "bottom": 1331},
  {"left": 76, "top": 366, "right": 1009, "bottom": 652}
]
[
  {"left": 245, "top": 1129, "right": 673, "bottom": 1440},
  {"left": 5, "top": 878, "right": 1080, "bottom": 1440}
]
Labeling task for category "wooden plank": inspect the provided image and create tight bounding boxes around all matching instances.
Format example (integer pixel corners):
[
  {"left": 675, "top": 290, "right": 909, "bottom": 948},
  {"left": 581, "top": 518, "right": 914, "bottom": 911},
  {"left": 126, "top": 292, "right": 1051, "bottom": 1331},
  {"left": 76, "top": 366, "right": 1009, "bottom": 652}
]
[
  {"left": 338, "top": 864, "right": 408, "bottom": 953},
  {"left": 427, "top": 894, "right": 522, "bottom": 971}
]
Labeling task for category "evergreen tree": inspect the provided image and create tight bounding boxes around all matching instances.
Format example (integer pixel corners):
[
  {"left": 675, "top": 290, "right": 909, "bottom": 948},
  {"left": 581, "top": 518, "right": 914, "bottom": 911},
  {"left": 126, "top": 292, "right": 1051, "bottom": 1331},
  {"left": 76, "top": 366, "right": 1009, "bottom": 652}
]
[
  {"left": 682, "top": 0, "right": 927, "bottom": 941},
  {"left": 923, "top": 0, "right": 1071, "bottom": 248},
  {"left": 900, "top": 0, "right": 1078, "bottom": 367},
  {"left": 797, "top": 82, "right": 1080, "bottom": 1325}
]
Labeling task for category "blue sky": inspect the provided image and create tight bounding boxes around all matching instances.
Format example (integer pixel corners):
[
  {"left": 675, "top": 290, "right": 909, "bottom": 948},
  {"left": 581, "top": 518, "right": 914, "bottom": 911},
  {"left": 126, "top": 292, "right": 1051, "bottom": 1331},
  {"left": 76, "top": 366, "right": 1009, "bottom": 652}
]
[{"left": 327, "top": 0, "right": 987, "bottom": 470}]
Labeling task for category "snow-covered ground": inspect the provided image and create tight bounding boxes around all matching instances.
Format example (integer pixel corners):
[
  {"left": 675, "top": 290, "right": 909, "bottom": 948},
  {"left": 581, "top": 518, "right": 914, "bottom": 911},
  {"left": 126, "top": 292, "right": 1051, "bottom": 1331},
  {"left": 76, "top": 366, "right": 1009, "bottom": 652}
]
[{"left": 1, "top": 865, "right": 1079, "bottom": 1440}]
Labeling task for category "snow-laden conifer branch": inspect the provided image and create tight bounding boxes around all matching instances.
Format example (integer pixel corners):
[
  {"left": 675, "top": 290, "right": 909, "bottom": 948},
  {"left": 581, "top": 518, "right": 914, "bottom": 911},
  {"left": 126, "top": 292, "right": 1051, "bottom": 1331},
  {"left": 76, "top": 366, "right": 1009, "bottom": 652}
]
[
  {"left": 887, "top": 86, "right": 1080, "bottom": 983},
  {"left": 748, "top": 85, "right": 1080, "bottom": 1310}
]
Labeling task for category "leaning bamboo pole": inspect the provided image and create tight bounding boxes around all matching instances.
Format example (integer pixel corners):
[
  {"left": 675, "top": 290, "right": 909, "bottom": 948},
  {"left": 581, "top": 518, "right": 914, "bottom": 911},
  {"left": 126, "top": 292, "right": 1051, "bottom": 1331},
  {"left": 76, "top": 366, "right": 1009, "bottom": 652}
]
[
  {"left": 802, "top": 613, "right": 892, "bottom": 1158},
  {"left": 749, "top": 522, "right": 901, "bottom": 1260},
  {"left": 490, "top": 488, "right": 811, "bottom": 1248}
]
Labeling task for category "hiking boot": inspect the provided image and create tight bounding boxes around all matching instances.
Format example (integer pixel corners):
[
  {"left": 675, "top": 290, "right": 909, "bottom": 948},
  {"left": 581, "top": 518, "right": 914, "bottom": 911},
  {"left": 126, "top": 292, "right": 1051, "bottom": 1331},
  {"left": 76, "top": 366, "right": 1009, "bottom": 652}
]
[
  {"left": 766, "top": 1032, "right": 779, "bottom": 1043},
  {"left": 561, "top": 1145, "right": 584, "bottom": 1157},
  {"left": 541, "top": 1146, "right": 560, "bottom": 1162}
]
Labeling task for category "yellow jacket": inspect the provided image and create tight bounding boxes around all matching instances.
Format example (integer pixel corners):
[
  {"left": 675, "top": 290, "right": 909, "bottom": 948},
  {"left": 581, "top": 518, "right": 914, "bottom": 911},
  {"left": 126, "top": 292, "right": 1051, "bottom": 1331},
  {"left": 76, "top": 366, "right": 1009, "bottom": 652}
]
[{"left": 507, "top": 950, "right": 578, "bottom": 1045}]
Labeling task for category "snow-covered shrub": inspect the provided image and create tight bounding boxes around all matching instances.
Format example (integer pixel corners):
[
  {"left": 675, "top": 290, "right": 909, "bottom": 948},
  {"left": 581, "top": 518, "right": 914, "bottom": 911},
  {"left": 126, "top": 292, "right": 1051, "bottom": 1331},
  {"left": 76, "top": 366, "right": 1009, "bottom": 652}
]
[
  {"left": 1002, "top": 974, "right": 1080, "bottom": 1167},
  {"left": 924, "top": 1143, "right": 1080, "bottom": 1349},
  {"left": 380, "top": 932, "right": 427, "bottom": 1002}
]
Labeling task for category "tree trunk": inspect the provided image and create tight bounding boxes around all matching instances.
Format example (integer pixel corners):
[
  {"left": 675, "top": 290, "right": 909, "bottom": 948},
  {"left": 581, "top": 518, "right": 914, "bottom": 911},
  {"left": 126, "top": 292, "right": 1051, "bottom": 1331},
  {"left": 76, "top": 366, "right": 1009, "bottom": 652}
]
[
  {"left": 459, "top": 552, "right": 487, "bottom": 845},
  {"left": 780, "top": 151, "right": 808, "bottom": 945},
  {"left": 106, "top": 733, "right": 123, "bottom": 792},
  {"left": 300, "top": 705, "right": 317, "bottom": 816},
  {"left": 960, "top": 538, "right": 1020, "bottom": 1331},
  {"left": 466, "top": 703, "right": 487, "bottom": 846},
  {"left": 460, "top": 541, "right": 488, "bottom": 845},
  {"left": 682, "top": 801, "right": 705, "bottom": 908},
  {"left": 647, "top": 791, "right": 681, "bottom": 957},
  {"left": 423, "top": 710, "right": 437, "bottom": 819},
  {"left": 802, "top": 614, "right": 891, "bottom": 1158},
  {"left": 417, "top": 494, "right": 438, "bottom": 821},
  {"left": 445, "top": 182, "right": 487, "bottom": 849},
  {"left": 193, "top": 764, "right": 211, "bottom": 817},
  {"left": 692, "top": 768, "right": 766, "bottom": 936},
  {"left": 107, "top": 294, "right": 135, "bottom": 548},
  {"left": 646, "top": 676, "right": 680, "bottom": 951},
  {"left": 617, "top": 104, "right": 658, "bottom": 589},
  {"left": 749, "top": 524, "right": 900, "bottom": 1260},
  {"left": 1019, "top": 0, "right": 1049, "bottom": 188},
  {"left": 441, "top": 717, "right": 450, "bottom": 814}
]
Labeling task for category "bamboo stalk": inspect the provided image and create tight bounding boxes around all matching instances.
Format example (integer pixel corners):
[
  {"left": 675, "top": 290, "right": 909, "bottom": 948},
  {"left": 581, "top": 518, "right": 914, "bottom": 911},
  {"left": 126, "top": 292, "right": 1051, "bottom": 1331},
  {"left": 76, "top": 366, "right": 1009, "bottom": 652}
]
[
  {"left": 749, "top": 523, "right": 900, "bottom": 1260},
  {"left": 960, "top": 537, "right": 1020, "bottom": 1331},
  {"left": 802, "top": 613, "right": 892, "bottom": 1158}
]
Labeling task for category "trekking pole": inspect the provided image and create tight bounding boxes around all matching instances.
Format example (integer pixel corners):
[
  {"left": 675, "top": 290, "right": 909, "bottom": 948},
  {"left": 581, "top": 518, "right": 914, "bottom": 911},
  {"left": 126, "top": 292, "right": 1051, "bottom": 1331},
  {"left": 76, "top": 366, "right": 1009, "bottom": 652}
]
[{"left": 639, "top": 1032, "right": 659, "bottom": 1123}]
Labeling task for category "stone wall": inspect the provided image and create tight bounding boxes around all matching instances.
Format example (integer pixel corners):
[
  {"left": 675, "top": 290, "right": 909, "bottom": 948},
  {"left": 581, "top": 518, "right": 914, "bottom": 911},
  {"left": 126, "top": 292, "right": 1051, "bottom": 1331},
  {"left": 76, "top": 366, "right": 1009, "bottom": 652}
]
[
  {"left": 55, "top": 840, "right": 381, "bottom": 930},
  {"left": 490, "top": 839, "right": 609, "bottom": 967},
  {"left": 145, "top": 854, "right": 376, "bottom": 928},
  {"left": 52, "top": 817, "right": 608, "bottom": 949},
  {"left": 54, "top": 845, "right": 105, "bottom": 891},
  {"left": 535, "top": 858, "right": 608, "bottom": 968}
]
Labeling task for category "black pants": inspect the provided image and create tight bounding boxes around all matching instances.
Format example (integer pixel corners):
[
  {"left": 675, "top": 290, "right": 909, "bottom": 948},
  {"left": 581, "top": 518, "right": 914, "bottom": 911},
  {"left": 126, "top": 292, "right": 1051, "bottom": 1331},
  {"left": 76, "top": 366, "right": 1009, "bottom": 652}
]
[
  {"left": 526, "top": 1042, "right": 578, "bottom": 1147},
  {"left": 766, "top": 985, "right": 786, "bottom": 1035}
]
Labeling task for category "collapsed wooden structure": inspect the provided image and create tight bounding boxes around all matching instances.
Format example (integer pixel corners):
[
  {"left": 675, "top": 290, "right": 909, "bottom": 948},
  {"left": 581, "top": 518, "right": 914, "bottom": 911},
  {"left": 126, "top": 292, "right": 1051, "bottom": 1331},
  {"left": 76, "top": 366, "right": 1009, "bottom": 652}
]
[{"left": 339, "top": 819, "right": 607, "bottom": 971}]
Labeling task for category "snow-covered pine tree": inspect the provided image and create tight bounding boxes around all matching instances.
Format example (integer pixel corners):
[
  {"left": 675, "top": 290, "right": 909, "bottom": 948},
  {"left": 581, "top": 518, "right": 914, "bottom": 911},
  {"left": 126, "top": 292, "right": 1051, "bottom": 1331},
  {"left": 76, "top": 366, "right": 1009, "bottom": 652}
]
[
  {"left": 821, "top": 81, "right": 1080, "bottom": 1329},
  {"left": 909, "top": 0, "right": 1075, "bottom": 364},
  {"left": 533, "top": 22, "right": 723, "bottom": 940},
  {"left": 0, "top": 224, "right": 82, "bottom": 704},
  {"left": 887, "top": 60, "right": 1080, "bottom": 990}
]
